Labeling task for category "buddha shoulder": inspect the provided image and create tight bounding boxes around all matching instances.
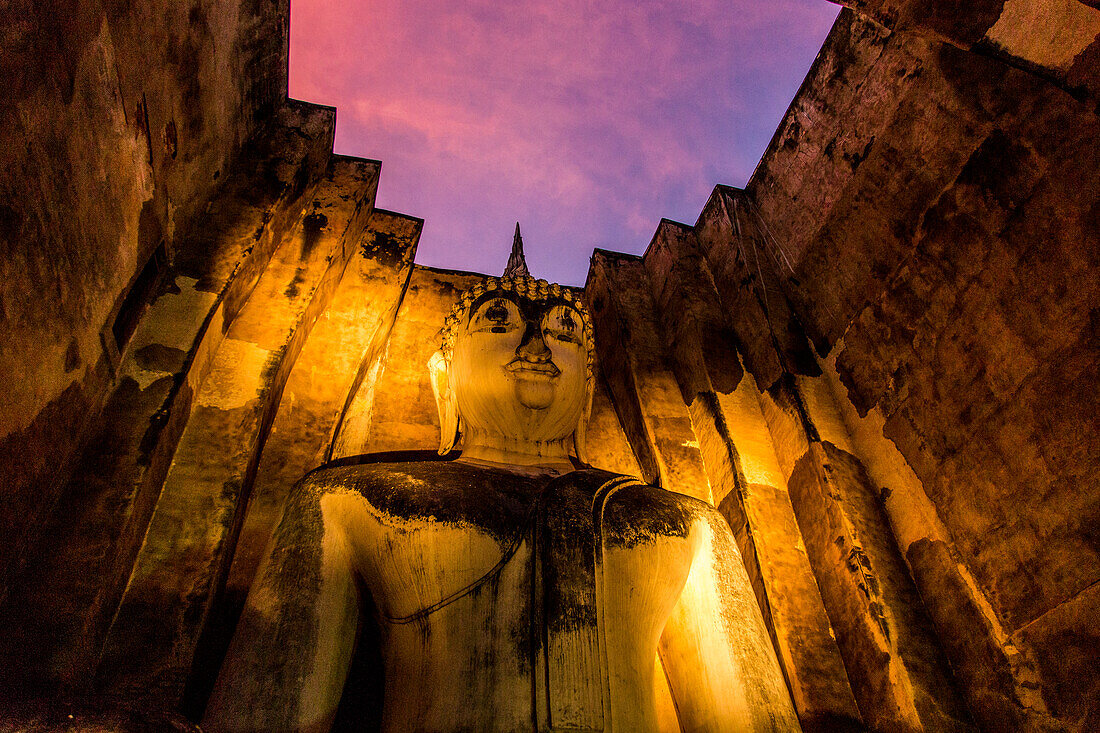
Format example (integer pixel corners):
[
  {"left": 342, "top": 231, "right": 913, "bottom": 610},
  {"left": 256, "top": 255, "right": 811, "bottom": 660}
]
[
  {"left": 289, "top": 459, "right": 547, "bottom": 536},
  {"left": 594, "top": 479, "right": 720, "bottom": 547}
]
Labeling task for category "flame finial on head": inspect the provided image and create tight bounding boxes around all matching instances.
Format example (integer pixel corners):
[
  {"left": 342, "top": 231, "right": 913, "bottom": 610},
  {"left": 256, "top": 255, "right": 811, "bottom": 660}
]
[
  {"left": 436, "top": 223, "right": 594, "bottom": 379},
  {"left": 504, "top": 222, "right": 529, "bottom": 279}
]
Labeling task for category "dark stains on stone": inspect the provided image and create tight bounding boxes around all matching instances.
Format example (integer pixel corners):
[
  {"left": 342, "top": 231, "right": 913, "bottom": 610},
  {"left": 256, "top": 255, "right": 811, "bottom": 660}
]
[
  {"left": 259, "top": 345, "right": 285, "bottom": 389},
  {"left": 314, "top": 461, "right": 542, "bottom": 545},
  {"left": 774, "top": 375, "right": 822, "bottom": 441},
  {"left": 64, "top": 338, "right": 81, "bottom": 373},
  {"left": 163, "top": 119, "right": 178, "bottom": 160},
  {"left": 134, "top": 343, "right": 187, "bottom": 374},
  {"left": 284, "top": 208, "right": 332, "bottom": 299},
  {"left": 253, "top": 211, "right": 272, "bottom": 241},
  {"left": 300, "top": 211, "right": 328, "bottom": 260},
  {"left": 0, "top": 204, "right": 24, "bottom": 243},
  {"left": 843, "top": 136, "right": 875, "bottom": 171},
  {"left": 693, "top": 391, "right": 750, "bottom": 504},
  {"left": 540, "top": 470, "right": 609, "bottom": 634},
  {"left": 289, "top": 155, "right": 313, "bottom": 203},
  {"left": 283, "top": 268, "right": 306, "bottom": 299},
  {"left": 360, "top": 230, "right": 408, "bottom": 270},
  {"left": 0, "top": 377, "right": 95, "bottom": 594},
  {"left": 601, "top": 484, "right": 693, "bottom": 548}
]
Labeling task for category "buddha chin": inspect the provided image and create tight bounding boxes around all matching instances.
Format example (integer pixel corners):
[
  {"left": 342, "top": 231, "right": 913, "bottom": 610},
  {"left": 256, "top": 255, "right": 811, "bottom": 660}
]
[
  {"left": 515, "top": 378, "right": 554, "bottom": 411},
  {"left": 509, "top": 363, "right": 558, "bottom": 411}
]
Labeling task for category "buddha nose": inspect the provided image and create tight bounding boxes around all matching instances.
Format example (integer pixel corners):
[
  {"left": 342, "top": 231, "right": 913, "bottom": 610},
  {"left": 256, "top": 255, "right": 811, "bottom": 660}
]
[{"left": 517, "top": 320, "right": 551, "bottom": 362}]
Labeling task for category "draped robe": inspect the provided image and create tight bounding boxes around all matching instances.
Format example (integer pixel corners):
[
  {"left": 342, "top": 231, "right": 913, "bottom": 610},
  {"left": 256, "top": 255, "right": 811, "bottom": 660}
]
[{"left": 204, "top": 459, "right": 800, "bottom": 733}]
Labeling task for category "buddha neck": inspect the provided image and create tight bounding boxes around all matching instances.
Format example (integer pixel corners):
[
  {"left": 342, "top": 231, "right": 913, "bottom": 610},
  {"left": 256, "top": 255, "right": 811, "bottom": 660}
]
[{"left": 457, "top": 427, "right": 575, "bottom": 475}]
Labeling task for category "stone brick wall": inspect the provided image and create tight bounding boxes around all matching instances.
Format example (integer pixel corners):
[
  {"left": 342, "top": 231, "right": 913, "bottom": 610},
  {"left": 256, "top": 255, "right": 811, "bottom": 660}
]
[
  {"left": 745, "top": 8, "right": 1100, "bottom": 730},
  {"left": 0, "top": 0, "right": 291, "bottom": 597}
]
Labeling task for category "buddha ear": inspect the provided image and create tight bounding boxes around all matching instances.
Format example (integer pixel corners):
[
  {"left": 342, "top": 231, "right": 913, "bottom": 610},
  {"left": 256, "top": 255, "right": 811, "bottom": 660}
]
[
  {"left": 572, "top": 378, "right": 595, "bottom": 465},
  {"left": 428, "top": 350, "right": 459, "bottom": 455}
]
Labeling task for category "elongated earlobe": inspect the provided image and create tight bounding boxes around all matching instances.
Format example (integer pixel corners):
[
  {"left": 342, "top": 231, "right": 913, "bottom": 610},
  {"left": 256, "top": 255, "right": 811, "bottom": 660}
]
[
  {"left": 573, "top": 379, "right": 594, "bottom": 465},
  {"left": 428, "top": 350, "right": 459, "bottom": 454}
]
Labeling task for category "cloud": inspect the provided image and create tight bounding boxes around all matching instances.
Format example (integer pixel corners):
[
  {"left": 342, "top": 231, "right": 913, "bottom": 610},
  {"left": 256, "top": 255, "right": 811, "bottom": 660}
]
[{"left": 290, "top": 0, "right": 839, "bottom": 284}]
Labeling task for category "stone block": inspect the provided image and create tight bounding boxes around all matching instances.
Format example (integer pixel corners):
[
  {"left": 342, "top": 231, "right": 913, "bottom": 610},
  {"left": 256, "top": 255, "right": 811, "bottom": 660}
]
[
  {"left": 586, "top": 250, "right": 712, "bottom": 501},
  {"left": 639, "top": 217, "right": 861, "bottom": 729},
  {"left": 94, "top": 155, "right": 378, "bottom": 707}
]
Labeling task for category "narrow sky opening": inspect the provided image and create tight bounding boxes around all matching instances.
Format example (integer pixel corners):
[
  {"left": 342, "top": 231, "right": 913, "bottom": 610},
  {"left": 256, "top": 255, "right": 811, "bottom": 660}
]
[{"left": 289, "top": 1, "right": 840, "bottom": 285}]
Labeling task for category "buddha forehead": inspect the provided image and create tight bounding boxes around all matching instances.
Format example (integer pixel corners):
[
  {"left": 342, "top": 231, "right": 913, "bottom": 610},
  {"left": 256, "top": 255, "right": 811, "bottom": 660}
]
[{"left": 465, "top": 289, "right": 580, "bottom": 326}]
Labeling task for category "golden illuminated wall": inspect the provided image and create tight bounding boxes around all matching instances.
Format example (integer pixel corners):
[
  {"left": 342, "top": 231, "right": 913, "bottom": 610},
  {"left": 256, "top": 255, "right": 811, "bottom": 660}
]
[{"left": 584, "top": 225, "right": 968, "bottom": 732}]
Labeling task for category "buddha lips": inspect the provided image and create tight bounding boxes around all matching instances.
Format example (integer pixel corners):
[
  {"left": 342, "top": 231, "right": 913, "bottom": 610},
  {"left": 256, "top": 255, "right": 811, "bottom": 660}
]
[{"left": 505, "top": 357, "right": 561, "bottom": 379}]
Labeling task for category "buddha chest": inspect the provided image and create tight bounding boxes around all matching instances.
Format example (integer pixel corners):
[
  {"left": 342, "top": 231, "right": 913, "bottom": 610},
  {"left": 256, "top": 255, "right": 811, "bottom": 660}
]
[{"left": 329, "top": 461, "right": 694, "bottom": 732}]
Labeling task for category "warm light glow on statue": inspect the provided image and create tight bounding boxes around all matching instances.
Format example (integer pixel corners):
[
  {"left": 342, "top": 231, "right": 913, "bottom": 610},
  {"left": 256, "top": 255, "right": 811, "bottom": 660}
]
[{"left": 203, "top": 227, "right": 800, "bottom": 732}]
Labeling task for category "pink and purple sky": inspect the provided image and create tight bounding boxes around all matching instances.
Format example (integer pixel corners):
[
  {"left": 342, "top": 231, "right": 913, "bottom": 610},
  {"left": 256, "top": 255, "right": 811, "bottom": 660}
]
[{"left": 289, "top": 1, "right": 839, "bottom": 285}]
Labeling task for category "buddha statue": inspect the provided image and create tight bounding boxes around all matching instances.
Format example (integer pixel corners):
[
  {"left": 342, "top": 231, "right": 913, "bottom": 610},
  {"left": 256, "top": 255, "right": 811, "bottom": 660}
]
[{"left": 203, "top": 234, "right": 800, "bottom": 733}]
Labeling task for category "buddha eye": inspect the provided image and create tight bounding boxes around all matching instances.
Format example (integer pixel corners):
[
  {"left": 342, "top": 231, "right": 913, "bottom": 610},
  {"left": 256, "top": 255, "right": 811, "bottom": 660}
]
[
  {"left": 476, "top": 298, "right": 516, "bottom": 333},
  {"left": 544, "top": 305, "right": 582, "bottom": 343}
]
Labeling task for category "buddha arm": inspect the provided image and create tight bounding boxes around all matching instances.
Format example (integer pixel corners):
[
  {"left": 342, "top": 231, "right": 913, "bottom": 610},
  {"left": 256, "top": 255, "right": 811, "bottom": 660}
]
[
  {"left": 203, "top": 479, "right": 360, "bottom": 733},
  {"left": 658, "top": 504, "right": 801, "bottom": 733}
]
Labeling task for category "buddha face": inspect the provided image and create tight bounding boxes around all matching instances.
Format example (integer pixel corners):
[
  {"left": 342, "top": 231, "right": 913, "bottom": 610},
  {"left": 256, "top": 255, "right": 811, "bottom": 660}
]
[{"left": 448, "top": 290, "right": 588, "bottom": 446}]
